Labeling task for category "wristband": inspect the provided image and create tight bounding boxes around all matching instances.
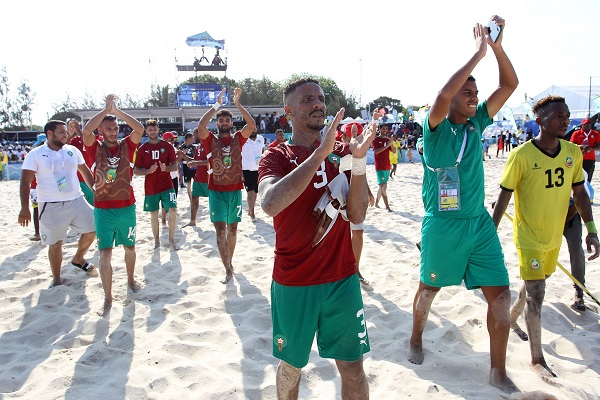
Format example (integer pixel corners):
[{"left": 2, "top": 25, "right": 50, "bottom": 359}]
[
  {"left": 212, "top": 103, "right": 221, "bottom": 111},
  {"left": 586, "top": 221, "right": 598, "bottom": 234},
  {"left": 351, "top": 156, "right": 367, "bottom": 176}
]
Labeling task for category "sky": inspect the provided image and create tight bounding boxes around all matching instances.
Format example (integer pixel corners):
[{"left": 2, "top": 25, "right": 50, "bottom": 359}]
[{"left": 1, "top": 0, "right": 598, "bottom": 126}]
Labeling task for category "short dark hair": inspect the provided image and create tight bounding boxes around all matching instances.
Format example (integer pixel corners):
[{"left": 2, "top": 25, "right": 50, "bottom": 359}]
[
  {"left": 532, "top": 95, "right": 566, "bottom": 116},
  {"left": 467, "top": 75, "right": 476, "bottom": 82},
  {"left": 275, "top": 129, "right": 284, "bottom": 134},
  {"left": 44, "top": 120, "right": 66, "bottom": 135},
  {"left": 216, "top": 109, "right": 233, "bottom": 119},
  {"left": 101, "top": 115, "right": 117, "bottom": 123},
  {"left": 185, "top": 133, "right": 193, "bottom": 140},
  {"left": 283, "top": 77, "right": 320, "bottom": 104},
  {"left": 145, "top": 119, "right": 158, "bottom": 128}
]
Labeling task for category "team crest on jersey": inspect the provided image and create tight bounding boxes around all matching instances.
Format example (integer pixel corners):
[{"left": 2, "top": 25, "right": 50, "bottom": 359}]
[
  {"left": 565, "top": 157, "right": 573, "bottom": 168},
  {"left": 328, "top": 153, "right": 340, "bottom": 164},
  {"left": 67, "top": 150, "right": 73, "bottom": 157},
  {"left": 530, "top": 258, "right": 540, "bottom": 269},
  {"left": 160, "top": 148, "right": 165, "bottom": 154},
  {"left": 274, "top": 334, "right": 287, "bottom": 352}
]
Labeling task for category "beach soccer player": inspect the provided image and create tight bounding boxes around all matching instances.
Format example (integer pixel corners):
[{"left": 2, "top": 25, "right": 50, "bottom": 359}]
[
  {"left": 19, "top": 120, "right": 97, "bottom": 288},
  {"left": 407, "top": 16, "right": 519, "bottom": 393},
  {"left": 82, "top": 94, "right": 144, "bottom": 316},
  {"left": 197, "top": 87, "right": 256, "bottom": 284},
  {"left": 259, "top": 78, "right": 376, "bottom": 399},
  {"left": 492, "top": 95, "right": 599, "bottom": 380}
]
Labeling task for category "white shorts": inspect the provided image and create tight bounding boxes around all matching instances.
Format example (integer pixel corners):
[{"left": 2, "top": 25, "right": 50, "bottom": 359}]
[{"left": 38, "top": 196, "right": 95, "bottom": 245}]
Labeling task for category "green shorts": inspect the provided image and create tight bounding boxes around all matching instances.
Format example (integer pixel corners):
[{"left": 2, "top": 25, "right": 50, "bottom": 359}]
[
  {"left": 95, "top": 204, "right": 137, "bottom": 250},
  {"left": 79, "top": 182, "right": 94, "bottom": 206},
  {"left": 143, "top": 189, "right": 177, "bottom": 212},
  {"left": 208, "top": 190, "right": 242, "bottom": 224},
  {"left": 420, "top": 213, "right": 509, "bottom": 289},
  {"left": 517, "top": 247, "right": 559, "bottom": 280},
  {"left": 192, "top": 181, "right": 209, "bottom": 198},
  {"left": 271, "top": 274, "right": 370, "bottom": 368},
  {"left": 376, "top": 169, "right": 390, "bottom": 185}
]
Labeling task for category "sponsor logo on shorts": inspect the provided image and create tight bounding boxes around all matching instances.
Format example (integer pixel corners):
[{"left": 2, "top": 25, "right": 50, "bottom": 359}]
[
  {"left": 274, "top": 334, "right": 287, "bottom": 352},
  {"left": 565, "top": 157, "right": 573, "bottom": 168},
  {"left": 530, "top": 258, "right": 540, "bottom": 269},
  {"left": 430, "top": 272, "right": 437, "bottom": 283},
  {"left": 42, "top": 235, "right": 47, "bottom": 241}
]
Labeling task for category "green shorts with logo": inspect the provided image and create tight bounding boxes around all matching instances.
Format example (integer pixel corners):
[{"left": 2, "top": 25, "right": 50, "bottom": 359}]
[
  {"left": 144, "top": 188, "right": 177, "bottom": 212},
  {"left": 95, "top": 204, "right": 137, "bottom": 250},
  {"left": 208, "top": 189, "right": 242, "bottom": 224},
  {"left": 420, "top": 213, "right": 509, "bottom": 289},
  {"left": 376, "top": 169, "right": 390, "bottom": 185},
  {"left": 192, "top": 181, "right": 209, "bottom": 198},
  {"left": 271, "top": 274, "right": 370, "bottom": 368},
  {"left": 79, "top": 182, "right": 94, "bottom": 206}
]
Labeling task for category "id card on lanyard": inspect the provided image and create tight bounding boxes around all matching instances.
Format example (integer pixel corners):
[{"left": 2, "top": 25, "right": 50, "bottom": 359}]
[{"left": 423, "top": 126, "right": 468, "bottom": 212}]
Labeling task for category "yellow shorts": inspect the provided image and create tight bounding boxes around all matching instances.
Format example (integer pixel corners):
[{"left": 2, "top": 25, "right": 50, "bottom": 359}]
[{"left": 516, "top": 247, "right": 559, "bottom": 280}]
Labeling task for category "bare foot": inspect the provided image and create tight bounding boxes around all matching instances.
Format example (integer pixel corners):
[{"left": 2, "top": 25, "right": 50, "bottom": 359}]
[
  {"left": 530, "top": 362, "right": 556, "bottom": 382},
  {"left": 182, "top": 221, "right": 196, "bottom": 228},
  {"left": 48, "top": 280, "right": 62, "bottom": 289},
  {"left": 408, "top": 342, "right": 424, "bottom": 365},
  {"left": 154, "top": 240, "right": 161, "bottom": 249},
  {"left": 510, "top": 321, "right": 529, "bottom": 341},
  {"left": 220, "top": 273, "right": 233, "bottom": 284},
  {"left": 489, "top": 368, "right": 519, "bottom": 394},
  {"left": 375, "top": 204, "right": 380, "bottom": 208},
  {"left": 128, "top": 280, "right": 143, "bottom": 294},
  {"left": 169, "top": 241, "right": 180, "bottom": 251},
  {"left": 98, "top": 300, "right": 112, "bottom": 317},
  {"left": 386, "top": 207, "right": 392, "bottom": 212}
]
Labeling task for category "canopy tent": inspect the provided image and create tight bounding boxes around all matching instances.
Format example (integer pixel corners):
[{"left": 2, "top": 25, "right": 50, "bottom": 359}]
[
  {"left": 529, "top": 85, "right": 600, "bottom": 118},
  {"left": 185, "top": 31, "right": 225, "bottom": 49}
]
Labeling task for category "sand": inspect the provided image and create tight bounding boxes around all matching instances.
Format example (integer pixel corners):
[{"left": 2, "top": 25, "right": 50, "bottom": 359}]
[{"left": 1, "top": 152, "right": 599, "bottom": 399}]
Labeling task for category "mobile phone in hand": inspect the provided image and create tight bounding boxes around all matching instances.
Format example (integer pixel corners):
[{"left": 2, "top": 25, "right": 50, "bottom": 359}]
[{"left": 487, "top": 21, "right": 501, "bottom": 42}]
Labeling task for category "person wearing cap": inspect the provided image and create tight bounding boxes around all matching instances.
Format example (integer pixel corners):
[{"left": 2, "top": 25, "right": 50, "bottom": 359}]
[
  {"left": 241, "top": 126, "right": 265, "bottom": 220},
  {"left": 134, "top": 121, "right": 179, "bottom": 250},
  {"left": 82, "top": 94, "right": 145, "bottom": 317},
  {"left": 372, "top": 123, "right": 393, "bottom": 211},
  {"left": 19, "top": 120, "right": 98, "bottom": 288},
  {"left": 197, "top": 87, "right": 256, "bottom": 284},
  {"left": 570, "top": 118, "right": 600, "bottom": 181}
]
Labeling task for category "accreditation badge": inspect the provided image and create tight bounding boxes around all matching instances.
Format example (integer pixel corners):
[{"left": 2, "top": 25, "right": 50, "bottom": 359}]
[
  {"left": 437, "top": 167, "right": 460, "bottom": 211},
  {"left": 57, "top": 176, "right": 68, "bottom": 192}
]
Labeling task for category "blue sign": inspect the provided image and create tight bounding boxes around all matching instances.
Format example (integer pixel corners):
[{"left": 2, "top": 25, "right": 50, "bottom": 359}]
[{"left": 176, "top": 84, "right": 229, "bottom": 107}]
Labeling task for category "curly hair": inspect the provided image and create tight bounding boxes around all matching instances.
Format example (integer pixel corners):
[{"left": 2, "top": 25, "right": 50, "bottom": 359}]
[
  {"left": 531, "top": 95, "right": 566, "bottom": 116},
  {"left": 283, "top": 77, "right": 320, "bottom": 104}
]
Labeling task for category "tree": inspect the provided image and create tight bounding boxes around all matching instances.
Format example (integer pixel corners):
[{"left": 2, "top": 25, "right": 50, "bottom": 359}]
[
  {"left": 10, "top": 81, "right": 35, "bottom": 129},
  {"left": 0, "top": 66, "right": 11, "bottom": 127},
  {"left": 145, "top": 84, "right": 172, "bottom": 107}
]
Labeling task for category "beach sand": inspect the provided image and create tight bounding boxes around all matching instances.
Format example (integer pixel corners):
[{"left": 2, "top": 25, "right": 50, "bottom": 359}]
[{"left": 1, "top": 152, "right": 599, "bottom": 399}]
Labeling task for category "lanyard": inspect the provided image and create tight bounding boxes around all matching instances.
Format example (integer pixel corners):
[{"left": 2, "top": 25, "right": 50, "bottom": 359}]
[{"left": 423, "top": 125, "right": 468, "bottom": 172}]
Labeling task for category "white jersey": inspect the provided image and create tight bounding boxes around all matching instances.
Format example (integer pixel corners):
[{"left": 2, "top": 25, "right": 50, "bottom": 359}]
[
  {"left": 241, "top": 135, "right": 265, "bottom": 171},
  {"left": 22, "top": 143, "right": 85, "bottom": 202}
]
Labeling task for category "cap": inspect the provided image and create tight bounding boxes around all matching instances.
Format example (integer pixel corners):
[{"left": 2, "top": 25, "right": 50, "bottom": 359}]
[
  {"left": 582, "top": 118, "right": 592, "bottom": 125},
  {"left": 33, "top": 133, "right": 47, "bottom": 147},
  {"left": 344, "top": 122, "right": 364, "bottom": 137},
  {"left": 162, "top": 132, "right": 176, "bottom": 140}
]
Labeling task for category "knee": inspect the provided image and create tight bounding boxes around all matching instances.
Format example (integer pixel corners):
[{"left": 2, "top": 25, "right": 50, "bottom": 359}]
[{"left": 336, "top": 359, "right": 366, "bottom": 381}]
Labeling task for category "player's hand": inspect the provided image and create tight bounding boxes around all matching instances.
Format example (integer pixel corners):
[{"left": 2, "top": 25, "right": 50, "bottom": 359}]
[
  {"left": 586, "top": 233, "right": 600, "bottom": 261},
  {"left": 368, "top": 193, "right": 375, "bottom": 207},
  {"left": 233, "top": 87, "right": 242, "bottom": 105},
  {"left": 148, "top": 164, "right": 158, "bottom": 174},
  {"left": 159, "top": 162, "right": 167, "bottom": 172},
  {"left": 473, "top": 23, "right": 487, "bottom": 57},
  {"left": 18, "top": 208, "right": 31, "bottom": 227},
  {"left": 319, "top": 108, "right": 345, "bottom": 157},
  {"left": 216, "top": 87, "right": 226, "bottom": 106},
  {"left": 105, "top": 94, "right": 118, "bottom": 113},
  {"left": 350, "top": 116, "right": 376, "bottom": 158}
]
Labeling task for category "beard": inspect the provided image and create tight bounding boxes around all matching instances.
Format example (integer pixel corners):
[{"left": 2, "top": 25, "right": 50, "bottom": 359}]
[
  {"left": 307, "top": 123, "right": 325, "bottom": 132},
  {"left": 218, "top": 126, "right": 232, "bottom": 135},
  {"left": 50, "top": 138, "right": 65, "bottom": 148}
]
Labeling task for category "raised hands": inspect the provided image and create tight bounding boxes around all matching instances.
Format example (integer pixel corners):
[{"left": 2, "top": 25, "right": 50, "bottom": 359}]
[
  {"left": 232, "top": 87, "right": 243, "bottom": 105},
  {"left": 216, "top": 87, "right": 227, "bottom": 106},
  {"left": 319, "top": 108, "right": 345, "bottom": 156},
  {"left": 105, "top": 94, "right": 118, "bottom": 114}
]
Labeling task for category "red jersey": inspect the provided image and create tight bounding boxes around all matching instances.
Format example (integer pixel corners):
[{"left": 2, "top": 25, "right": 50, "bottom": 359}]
[
  {"left": 372, "top": 136, "right": 391, "bottom": 170},
  {"left": 84, "top": 136, "right": 137, "bottom": 209},
  {"left": 258, "top": 141, "right": 356, "bottom": 286},
  {"left": 134, "top": 140, "right": 177, "bottom": 195},
  {"left": 193, "top": 143, "right": 209, "bottom": 184},
  {"left": 70, "top": 136, "right": 85, "bottom": 182},
  {"left": 202, "top": 131, "right": 248, "bottom": 192},
  {"left": 269, "top": 140, "right": 283, "bottom": 148},
  {"left": 570, "top": 129, "right": 600, "bottom": 161}
]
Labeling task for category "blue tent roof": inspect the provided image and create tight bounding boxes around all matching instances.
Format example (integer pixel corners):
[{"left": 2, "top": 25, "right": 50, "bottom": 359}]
[{"left": 185, "top": 31, "right": 225, "bottom": 49}]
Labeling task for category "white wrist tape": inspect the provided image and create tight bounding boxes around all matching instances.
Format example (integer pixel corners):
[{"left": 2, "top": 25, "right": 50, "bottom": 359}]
[
  {"left": 351, "top": 156, "right": 367, "bottom": 175},
  {"left": 213, "top": 103, "right": 221, "bottom": 111}
]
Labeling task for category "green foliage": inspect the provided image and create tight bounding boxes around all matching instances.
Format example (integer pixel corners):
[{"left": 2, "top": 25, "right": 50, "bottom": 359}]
[{"left": 145, "top": 84, "right": 172, "bottom": 107}]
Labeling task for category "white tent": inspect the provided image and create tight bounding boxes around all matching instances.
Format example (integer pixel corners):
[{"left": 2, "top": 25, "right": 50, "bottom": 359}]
[{"left": 529, "top": 85, "right": 600, "bottom": 118}]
